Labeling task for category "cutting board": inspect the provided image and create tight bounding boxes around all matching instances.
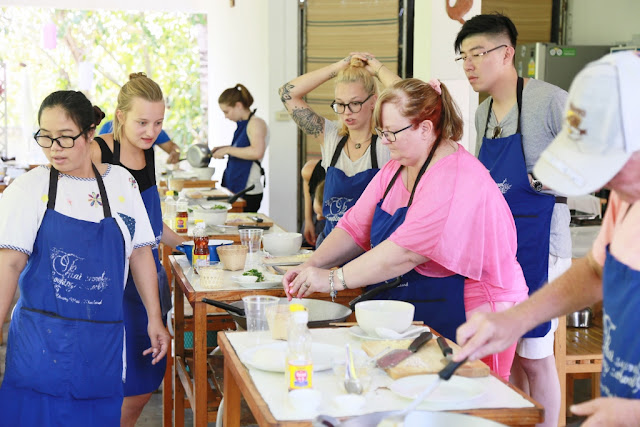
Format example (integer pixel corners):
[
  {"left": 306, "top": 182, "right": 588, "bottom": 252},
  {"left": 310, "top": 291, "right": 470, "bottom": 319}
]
[
  {"left": 262, "top": 252, "right": 313, "bottom": 266},
  {"left": 361, "top": 336, "right": 490, "bottom": 380},
  {"left": 225, "top": 213, "right": 274, "bottom": 227}
]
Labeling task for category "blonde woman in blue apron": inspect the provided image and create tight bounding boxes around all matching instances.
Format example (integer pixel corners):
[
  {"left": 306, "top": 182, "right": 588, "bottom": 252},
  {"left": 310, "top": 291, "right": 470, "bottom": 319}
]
[
  {"left": 90, "top": 73, "right": 187, "bottom": 426},
  {"left": 279, "top": 52, "right": 400, "bottom": 246},
  {"left": 0, "top": 91, "right": 169, "bottom": 426},
  {"left": 214, "top": 84, "right": 267, "bottom": 212},
  {"left": 455, "top": 51, "right": 640, "bottom": 425}
]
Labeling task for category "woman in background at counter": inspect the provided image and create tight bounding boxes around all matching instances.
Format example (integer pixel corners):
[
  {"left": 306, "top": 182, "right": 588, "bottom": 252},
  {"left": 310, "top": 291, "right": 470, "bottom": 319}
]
[
  {"left": 284, "top": 78, "right": 529, "bottom": 379},
  {"left": 279, "top": 52, "right": 400, "bottom": 244},
  {"left": 301, "top": 158, "right": 326, "bottom": 247},
  {"left": 213, "top": 84, "right": 267, "bottom": 212},
  {"left": 91, "top": 73, "right": 187, "bottom": 427},
  {"left": 0, "top": 90, "right": 169, "bottom": 426}
]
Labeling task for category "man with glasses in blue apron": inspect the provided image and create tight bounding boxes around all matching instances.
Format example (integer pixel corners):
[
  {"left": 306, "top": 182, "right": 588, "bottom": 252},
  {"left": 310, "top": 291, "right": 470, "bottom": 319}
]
[
  {"left": 455, "top": 50, "right": 640, "bottom": 426},
  {"left": 455, "top": 14, "right": 572, "bottom": 425}
]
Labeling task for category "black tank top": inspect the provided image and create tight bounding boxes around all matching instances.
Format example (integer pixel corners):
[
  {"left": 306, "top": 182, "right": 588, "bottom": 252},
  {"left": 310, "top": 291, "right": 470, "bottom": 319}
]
[{"left": 94, "top": 136, "right": 154, "bottom": 192}]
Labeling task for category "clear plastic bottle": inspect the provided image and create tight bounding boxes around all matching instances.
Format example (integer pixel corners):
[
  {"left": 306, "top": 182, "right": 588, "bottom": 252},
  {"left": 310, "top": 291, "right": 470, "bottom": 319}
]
[
  {"left": 175, "top": 190, "right": 189, "bottom": 234},
  {"left": 163, "top": 190, "right": 176, "bottom": 229},
  {"left": 192, "top": 220, "right": 209, "bottom": 269},
  {"left": 286, "top": 304, "right": 313, "bottom": 390}
]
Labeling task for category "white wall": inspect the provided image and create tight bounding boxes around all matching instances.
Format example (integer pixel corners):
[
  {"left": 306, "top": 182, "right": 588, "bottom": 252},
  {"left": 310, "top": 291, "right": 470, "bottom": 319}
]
[
  {"left": 413, "top": 0, "right": 482, "bottom": 153},
  {"left": 567, "top": 0, "right": 640, "bottom": 45},
  {"left": 1, "top": 0, "right": 300, "bottom": 231}
]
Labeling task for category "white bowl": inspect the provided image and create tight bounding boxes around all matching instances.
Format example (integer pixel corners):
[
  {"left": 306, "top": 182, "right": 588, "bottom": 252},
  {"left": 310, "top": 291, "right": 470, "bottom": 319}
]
[
  {"left": 191, "top": 166, "right": 215, "bottom": 180},
  {"left": 262, "top": 232, "right": 303, "bottom": 256},
  {"left": 355, "top": 300, "right": 415, "bottom": 337},
  {"left": 192, "top": 202, "right": 232, "bottom": 225}
]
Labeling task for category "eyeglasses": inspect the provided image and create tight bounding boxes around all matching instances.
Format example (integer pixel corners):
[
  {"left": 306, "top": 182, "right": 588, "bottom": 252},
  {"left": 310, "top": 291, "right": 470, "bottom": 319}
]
[
  {"left": 374, "top": 124, "right": 413, "bottom": 142},
  {"left": 455, "top": 44, "right": 507, "bottom": 65},
  {"left": 34, "top": 128, "right": 89, "bottom": 149},
  {"left": 330, "top": 93, "right": 374, "bottom": 114}
]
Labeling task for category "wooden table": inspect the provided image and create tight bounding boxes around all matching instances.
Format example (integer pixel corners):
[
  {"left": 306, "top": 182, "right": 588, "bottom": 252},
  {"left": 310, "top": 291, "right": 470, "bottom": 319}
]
[
  {"left": 169, "top": 255, "right": 361, "bottom": 427},
  {"left": 218, "top": 331, "right": 544, "bottom": 427}
]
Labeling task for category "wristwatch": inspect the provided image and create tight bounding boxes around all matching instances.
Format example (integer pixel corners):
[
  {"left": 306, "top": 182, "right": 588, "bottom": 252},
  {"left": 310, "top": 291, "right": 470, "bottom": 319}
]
[{"left": 531, "top": 179, "right": 543, "bottom": 192}]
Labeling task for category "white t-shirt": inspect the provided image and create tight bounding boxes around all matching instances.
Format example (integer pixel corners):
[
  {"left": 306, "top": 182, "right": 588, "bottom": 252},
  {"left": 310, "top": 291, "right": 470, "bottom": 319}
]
[
  {"left": 320, "top": 119, "right": 391, "bottom": 176},
  {"left": 0, "top": 164, "right": 155, "bottom": 287}
]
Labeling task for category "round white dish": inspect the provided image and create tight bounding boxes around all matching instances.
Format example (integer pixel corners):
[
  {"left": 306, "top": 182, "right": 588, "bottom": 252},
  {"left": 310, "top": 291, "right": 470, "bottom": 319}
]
[
  {"left": 232, "top": 273, "right": 283, "bottom": 289},
  {"left": 390, "top": 374, "right": 486, "bottom": 403},
  {"left": 348, "top": 325, "right": 430, "bottom": 341},
  {"left": 240, "top": 342, "right": 342, "bottom": 372}
]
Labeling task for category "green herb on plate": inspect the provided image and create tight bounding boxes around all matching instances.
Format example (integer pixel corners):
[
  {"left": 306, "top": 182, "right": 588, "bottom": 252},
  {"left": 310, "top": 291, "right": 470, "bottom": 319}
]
[{"left": 242, "top": 269, "right": 265, "bottom": 282}]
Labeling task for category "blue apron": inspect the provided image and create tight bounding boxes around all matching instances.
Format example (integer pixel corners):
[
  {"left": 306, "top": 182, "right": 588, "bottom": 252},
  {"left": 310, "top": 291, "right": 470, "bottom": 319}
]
[
  {"left": 478, "top": 77, "right": 555, "bottom": 338},
  {"left": 600, "top": 206, "right": 640, "bottom": 398},
  {"left": 322, "top": 135, "right": 379, "bottom": 239},
  {"left": 0, "top": 165, "right": 126, "bottom": 426},
  {"left": 221, "top": 110, "right": 265, "bottom": 194},
  {"left": 111, "top": 141, "right": 168, "bottom": 396},
  {"left": 366, "top": 151, "right": 466, "bottom": 341}
]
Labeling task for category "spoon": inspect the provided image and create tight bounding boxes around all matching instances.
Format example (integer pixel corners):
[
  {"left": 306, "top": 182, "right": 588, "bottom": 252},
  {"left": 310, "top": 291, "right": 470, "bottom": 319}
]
[
  {"left": 374, "top": 326, "right": 428, "bottom": 340},
  {"left": 343, "top": 344, "right": 363, "bottom": 395}
]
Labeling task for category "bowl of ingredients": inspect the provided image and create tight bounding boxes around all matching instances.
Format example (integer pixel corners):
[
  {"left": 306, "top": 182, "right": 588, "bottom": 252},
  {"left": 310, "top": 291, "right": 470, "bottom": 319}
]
[
  {"left": 192, "top": 202, "right": 232, "bottom": 226},
  {"left": 355, "top": 300, "right": 415, "bottom": 337},
  {"left": 262, "top": 232, "right": 303, "bottom": 256}
]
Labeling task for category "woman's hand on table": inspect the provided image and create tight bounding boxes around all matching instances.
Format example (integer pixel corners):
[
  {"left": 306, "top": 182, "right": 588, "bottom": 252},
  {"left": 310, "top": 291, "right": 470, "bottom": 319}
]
[
  {"left": 454, "top": 309, "right": 525, "bottom": 362},
  {"left": 571, "top": 397, "right": 640, "bottom": 426},
  {"left": 144, "top": 319, "right": 171, "bottom": 365},
  {"left": 283, "top": 265, "right": 330, "bottom": 300}
]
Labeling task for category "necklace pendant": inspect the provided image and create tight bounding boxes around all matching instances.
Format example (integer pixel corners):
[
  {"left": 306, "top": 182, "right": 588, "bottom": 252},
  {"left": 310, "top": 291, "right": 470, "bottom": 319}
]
[{"left": 355, "top": 143, "right": 361, "bottom": 149}]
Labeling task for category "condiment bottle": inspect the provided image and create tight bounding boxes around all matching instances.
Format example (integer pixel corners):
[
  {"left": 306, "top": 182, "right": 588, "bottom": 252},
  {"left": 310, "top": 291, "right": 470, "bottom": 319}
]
[
  {"left": 163, "top": 190, "right": 176, "bottom": 230},
  {"left": 175, "top": 190, "right": 189, "bottom": 234},
  {"left": 192, "top": 220, "right": 209, "bottom": 269},
  {"left": 286, "top": 304, "right": 312, "bottom": 390}
]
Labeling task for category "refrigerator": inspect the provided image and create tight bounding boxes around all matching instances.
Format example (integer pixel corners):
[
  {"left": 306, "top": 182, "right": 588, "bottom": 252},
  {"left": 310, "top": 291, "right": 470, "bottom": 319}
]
[{"left": 516, "top": 43, "right": 612, "bottom": 91}]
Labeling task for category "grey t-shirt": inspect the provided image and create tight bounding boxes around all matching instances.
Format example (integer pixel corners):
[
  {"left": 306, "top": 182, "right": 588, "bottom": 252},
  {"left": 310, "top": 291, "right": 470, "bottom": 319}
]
[{"left": 475, "top": 78, "right": 572, "bottom": 258}]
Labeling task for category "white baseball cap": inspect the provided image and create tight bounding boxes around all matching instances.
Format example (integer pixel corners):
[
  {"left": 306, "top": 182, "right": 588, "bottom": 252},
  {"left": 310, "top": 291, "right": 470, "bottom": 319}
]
[{"left": 534, "top": 51, "right": 640, "bottom": 196}]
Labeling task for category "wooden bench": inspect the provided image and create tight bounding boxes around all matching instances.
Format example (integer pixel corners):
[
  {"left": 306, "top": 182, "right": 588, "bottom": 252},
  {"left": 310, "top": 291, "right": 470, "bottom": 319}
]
[{"left": 554, "top": 308, "right": 603, "bottom": 426}]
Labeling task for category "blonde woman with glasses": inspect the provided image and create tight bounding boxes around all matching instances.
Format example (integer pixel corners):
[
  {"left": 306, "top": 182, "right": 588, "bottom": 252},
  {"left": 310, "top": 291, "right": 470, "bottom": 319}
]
[{"left": 279, "top": 52, "right": 400, "bottom": 246}]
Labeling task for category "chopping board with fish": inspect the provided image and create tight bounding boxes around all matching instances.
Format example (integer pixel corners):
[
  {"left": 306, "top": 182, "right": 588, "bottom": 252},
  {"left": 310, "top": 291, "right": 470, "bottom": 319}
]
[{"left": 361, "top": 336, "right": 490, "bottom": 380}]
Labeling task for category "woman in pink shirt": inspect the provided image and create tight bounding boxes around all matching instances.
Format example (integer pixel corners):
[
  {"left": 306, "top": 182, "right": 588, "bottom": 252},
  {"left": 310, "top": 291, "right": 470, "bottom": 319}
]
[{"left": 284, "top": 78, "right": 528, "bottom": 378}]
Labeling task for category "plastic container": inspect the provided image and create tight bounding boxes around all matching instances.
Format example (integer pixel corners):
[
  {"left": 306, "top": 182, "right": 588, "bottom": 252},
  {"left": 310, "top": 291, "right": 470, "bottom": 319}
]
[
  {"left": 175, "top": 190, "right": 189, "bottom": 234},
  {"left": 163, "top": 190, "right": 176, "bottom": 229},
  {"left": 286, "top": 304, "right": 313, "bottom": 390},
  {"left": 192, "top": 220, "right": 209, "bottom": 269}
]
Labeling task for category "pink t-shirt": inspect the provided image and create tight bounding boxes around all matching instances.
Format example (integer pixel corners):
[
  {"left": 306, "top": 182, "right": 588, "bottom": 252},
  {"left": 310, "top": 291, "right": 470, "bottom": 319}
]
[
  {"left": 591, "top": 191, "right": 639, "bottom": 271},
  {"left": 337, "top": 145, "right": 529, "bottom": 310}
]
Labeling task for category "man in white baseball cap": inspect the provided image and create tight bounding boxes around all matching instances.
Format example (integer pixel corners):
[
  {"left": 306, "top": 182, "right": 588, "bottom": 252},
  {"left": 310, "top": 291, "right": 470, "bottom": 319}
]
[{"left": 454, "top": 50, "right": 640, "bottom": 425}]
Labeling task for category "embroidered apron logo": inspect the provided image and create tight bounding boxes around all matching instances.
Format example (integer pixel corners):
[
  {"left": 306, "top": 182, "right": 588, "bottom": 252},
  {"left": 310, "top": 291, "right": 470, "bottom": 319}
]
[
  {"left": 50, "top": 247, "right": 110, "bottom": 304},
  {"left": 324, "top": 196, "right": 354, "bottom": 224},
  {"left": 497, "top": 178, "right": 512, "bottom": 194}
]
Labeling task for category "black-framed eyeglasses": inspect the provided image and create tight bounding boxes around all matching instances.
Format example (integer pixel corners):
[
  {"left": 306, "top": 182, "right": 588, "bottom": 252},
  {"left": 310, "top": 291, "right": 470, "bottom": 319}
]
[
  {"left": 330, "top": 93, "right": 374, "bottom": 114},
  {"left": 374, "top": 124, "right": 413, "bottom": 142},
  {"left": 455, "top": 44, "right": 507, "bottom": 64},
  {"left": 34, "top": 128, "right": 89, "bottom": 149}
]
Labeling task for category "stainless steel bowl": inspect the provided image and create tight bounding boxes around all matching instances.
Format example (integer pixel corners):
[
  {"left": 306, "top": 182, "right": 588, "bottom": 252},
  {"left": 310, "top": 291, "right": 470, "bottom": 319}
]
[{"left": 567, "top": 307, "right": 592, "bottom": 328}]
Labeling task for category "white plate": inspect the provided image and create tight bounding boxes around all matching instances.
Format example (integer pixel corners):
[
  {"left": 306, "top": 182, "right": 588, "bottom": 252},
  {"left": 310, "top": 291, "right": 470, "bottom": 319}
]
[
  {"left": 390, "top": 374, "right": 486, "bottom": 403},
  {"left": 232, "top": 273, "right": 283, "bottom": 289},
  {"left": 240, "top": 342, "right": 342, "bottom": 372},
  {"left": 348, "top": 325, "right": 430, "bottom": 341}
]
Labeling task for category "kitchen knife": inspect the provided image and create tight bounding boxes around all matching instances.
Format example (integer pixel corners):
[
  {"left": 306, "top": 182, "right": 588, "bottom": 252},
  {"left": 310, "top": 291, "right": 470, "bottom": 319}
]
[
  {"left": 376, "top": 331, "right": 433, "bottom": 369},
  {"left": 437, "top": 336, "right": 454, "bottom": 362}
]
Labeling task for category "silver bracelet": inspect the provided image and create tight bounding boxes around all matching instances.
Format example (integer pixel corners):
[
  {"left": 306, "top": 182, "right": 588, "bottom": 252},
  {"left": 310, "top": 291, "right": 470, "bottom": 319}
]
[
  {"left": 336, "top": 267, "right": 347, "bottom": 290},
  {"left": 329, "top": 269, "right": 337, "bottom": 302}
]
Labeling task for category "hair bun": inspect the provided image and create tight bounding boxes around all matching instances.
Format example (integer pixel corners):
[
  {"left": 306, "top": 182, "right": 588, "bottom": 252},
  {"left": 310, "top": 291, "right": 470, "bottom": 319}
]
[
  {"left": 92, "top": 106, "right": 106, "bottom": 127},
  {"left": 129, "top": 72, "right": 147, "bottom": 81},
  {"left": 349, "top": 57, "right": 365, "bottom": 68}
]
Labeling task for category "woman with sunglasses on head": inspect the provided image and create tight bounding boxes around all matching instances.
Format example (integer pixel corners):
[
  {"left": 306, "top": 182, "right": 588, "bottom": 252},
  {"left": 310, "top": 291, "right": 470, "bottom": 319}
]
[
  {"left": 0, "top": 90, "right": 169, "bottom": 426},
  {"left": 279, "top": 52, "right": 400, "bottom": 245},
  {"left": 284, "top": 79, "right": 529, "bottom": 380},
  {"left": 90, "top": 73, "right": 188, "bottom": 426}
]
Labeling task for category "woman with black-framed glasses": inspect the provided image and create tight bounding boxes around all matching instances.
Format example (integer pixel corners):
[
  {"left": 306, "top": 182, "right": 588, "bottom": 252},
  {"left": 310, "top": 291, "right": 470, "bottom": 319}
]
[
  {"left": 279, "top": 52, "right": 400, "bottom": 247},
  {"left": 0, "top": 90, "right": 170, "bottom": 426}
]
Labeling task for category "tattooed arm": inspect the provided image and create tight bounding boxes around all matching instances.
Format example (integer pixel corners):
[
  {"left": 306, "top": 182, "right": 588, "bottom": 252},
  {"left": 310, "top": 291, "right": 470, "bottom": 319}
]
[{"left": 278, "top": 56, "right": 352, "bottom": 142}]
